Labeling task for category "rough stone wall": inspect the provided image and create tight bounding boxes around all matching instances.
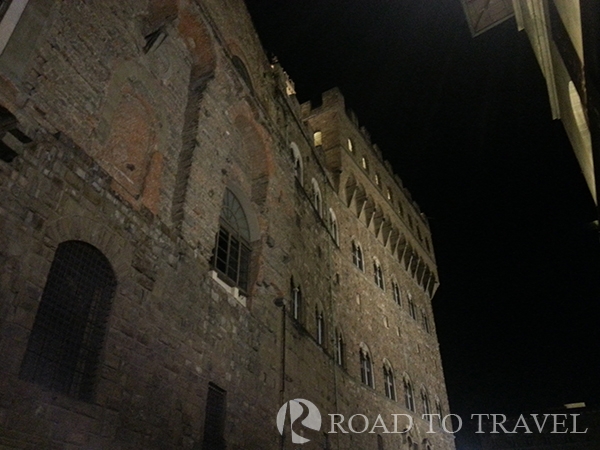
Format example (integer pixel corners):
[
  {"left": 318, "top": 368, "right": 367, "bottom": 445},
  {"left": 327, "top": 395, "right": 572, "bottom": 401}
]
[{"left": 0, "top": 1, "right": 454, "bottom": 449}]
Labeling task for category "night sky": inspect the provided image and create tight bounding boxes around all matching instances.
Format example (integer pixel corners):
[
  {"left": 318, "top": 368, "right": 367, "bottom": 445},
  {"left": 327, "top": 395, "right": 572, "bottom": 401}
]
[{"left": 244, "top": 0, "right": 600, "bottom": 447}]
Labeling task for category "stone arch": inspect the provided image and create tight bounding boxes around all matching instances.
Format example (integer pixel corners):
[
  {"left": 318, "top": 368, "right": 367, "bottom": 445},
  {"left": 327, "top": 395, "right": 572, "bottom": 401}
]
[
  {"left": 233, "top": 114, "right": 273, "bottom": 206},
  {"left": 43, "top": 215, "right": 133, "bottom": 283}
]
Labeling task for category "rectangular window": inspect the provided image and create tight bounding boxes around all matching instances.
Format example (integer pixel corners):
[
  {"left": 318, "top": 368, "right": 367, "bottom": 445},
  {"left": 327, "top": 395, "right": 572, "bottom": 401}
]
[{"left": 202, "top": 383, "right": 226, "bottom": 450}]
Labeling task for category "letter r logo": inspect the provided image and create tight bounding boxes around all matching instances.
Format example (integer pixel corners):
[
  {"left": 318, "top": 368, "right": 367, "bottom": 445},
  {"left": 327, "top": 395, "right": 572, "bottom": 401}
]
[{"left": 277, "top": 399, "right": 322, "bottom": 444}]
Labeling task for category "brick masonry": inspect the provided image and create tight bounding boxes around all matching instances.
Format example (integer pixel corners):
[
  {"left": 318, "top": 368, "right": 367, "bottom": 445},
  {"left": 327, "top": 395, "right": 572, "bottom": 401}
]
[{"left": 0, "top": 1, "right": 455, "bottom": 449}]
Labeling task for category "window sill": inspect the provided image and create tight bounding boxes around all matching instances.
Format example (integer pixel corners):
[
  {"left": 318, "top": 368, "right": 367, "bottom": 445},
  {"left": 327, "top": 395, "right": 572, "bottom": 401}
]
[{"left": 208, "top": 270, "right": 247, "bottom": 307}]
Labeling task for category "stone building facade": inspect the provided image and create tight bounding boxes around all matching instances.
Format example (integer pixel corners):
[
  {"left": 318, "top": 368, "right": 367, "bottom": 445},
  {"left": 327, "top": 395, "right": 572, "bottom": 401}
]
[{"left": 0, "top": 1, "right": 454, "bottom": 449}]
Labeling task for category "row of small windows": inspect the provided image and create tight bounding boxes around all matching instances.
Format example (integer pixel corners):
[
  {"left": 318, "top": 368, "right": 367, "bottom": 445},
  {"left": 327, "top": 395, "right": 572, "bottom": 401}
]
[
  {"left": 309, "top": 130, "right": 432, "bottom": 256},
  {"left": 358, "top": 347, "right": 444, "bottom": 421},
  {"left": 353, "top": 241, "right": 433, "bottom": 333}
]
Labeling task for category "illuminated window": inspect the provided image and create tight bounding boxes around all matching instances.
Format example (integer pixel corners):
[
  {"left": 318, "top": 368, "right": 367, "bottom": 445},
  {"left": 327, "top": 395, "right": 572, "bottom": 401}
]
[
  {"left": 383, "top": 362, "right": 396, "bottom": 401},
  {"left": 19, "top": 241, "right": 116, "bottom": 401},
  {"left": 313, "top": 131, "right": 322, "bottom": 147},
  {"left": 361, "top": 156, "right": 368, "bottom": 171},
  {"left": 404, "top": 377, "right": 415, "bottom": 411},
  {"left": 352, "top": 241, "right": 364, "bottom": 271},
  {"left": 211, "top": 189, "right": 251, "bottom": 292},
  {"left": 374, "top": 173, "right": 381, "bottom": 186},
  {"left": 386, "top": 188, "right": 392, "bottom": 201},
  {"left": 360, "top": 347, "right": 374, "bottom": 388},
  {"left": 347, "top": 138, "right": 353, "bottom": 152}
]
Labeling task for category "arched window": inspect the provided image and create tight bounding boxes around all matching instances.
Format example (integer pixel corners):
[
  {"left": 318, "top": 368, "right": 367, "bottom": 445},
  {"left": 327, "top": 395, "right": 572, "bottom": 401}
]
[
  {"left": 404, "top": 377, "right": 415, "bottom": 411},
  {"left": 392, "top": 281, "right": 401, "bottom": 305},
  {"left": 421, "top": 389, "right": 431, "bottom": 416},
  {"left": 422, "top": 311, "right": 431, "bottom": 334},
  {"left": 311, "top": 178, "right": 322, "bottom": 216},
  {"left": 360, "top": 346, "right": 374, "bottom": 388},
  {"left": 232, "top": 55, "right": 253, "bottom": 91},
  {"left": 290, "top": 142, "right": 303, "bottom": 184},
  {"left": 352, "top": 241, "right": 364, "bottom": 271},
  {"left": 373, "top": 258, "right": 384, "bottom": 290},
  {"left": 386, "top": 188, "right": 392, "bottom": 201},
  {"left": 435, "top": 400, "right": 443, "bottom": 427},
  {"left": 383, "top": 360, "right": 396, "bottom": 401},
  {"left": 316, "top": 306, "right": 325, "bottom": 346},
  {"left": 328, "top": 208, "right": 339, "bottom": 244},
  {"left": 212, "top": 189, "right": 251, "bottom": 292},
  {"left": 347, "top": 138, "right": 354, "bottom": 153},
  {"left": 19, "top": 241, "right": 116, "bottom": 401},
  {"left": 335, "top": 329, "right": 345, "bottom": 367},
  {"left": 374, "top": 173, "right": 381, "bottom": 187},
  {"left": 290, "top": 277, "right": 302, "bottom": 322}
]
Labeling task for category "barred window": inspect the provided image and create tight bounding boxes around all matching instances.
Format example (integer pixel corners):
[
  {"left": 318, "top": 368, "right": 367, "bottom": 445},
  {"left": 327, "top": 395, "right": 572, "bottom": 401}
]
[
  {"left": 19, "top": 241, "right": 116, "bottom": 401},
  {"left": 212, "top": 189, "right": 251, "bottom": 293},
  {"left": 202, "top": 383, "right": 226, "bottom": 450}
]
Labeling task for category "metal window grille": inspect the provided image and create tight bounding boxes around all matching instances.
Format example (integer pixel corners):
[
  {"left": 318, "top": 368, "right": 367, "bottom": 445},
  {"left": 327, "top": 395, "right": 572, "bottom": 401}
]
[
  {"left": 202, "top": 383, "right": 226, "bottom": 450},
  {"left": 212, "top": 189, "right": 251, "bottom": 292},
  {"left": 19, "top": 241, "right": 116, "bottom": 401}
]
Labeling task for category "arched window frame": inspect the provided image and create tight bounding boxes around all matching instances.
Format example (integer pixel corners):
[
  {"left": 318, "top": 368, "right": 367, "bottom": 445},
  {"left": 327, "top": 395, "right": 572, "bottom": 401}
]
[
  {"left": 335, "top": 329, "right": 345, "bottom": 368},
  {"left": 352, "top": 241, "right": 364, "bottom": 271},
  {"left": 290, "top": 142, "right": 303, "bottom": 185},
  {"left": 392, "top": 281, "right": 402, "bottom": 305},
  {"left": 19, "top": 240, "right": 116, "bottom": 401},
  {"left": 290, "top": 277, "right": 302, "bottom": 322},
  {"left": 421, "top": 388, "right": 431, "bottom": 416},
  {"left": 404, "top": 376, "right": 415, "bottom": 412},
  {"left": 373, "top": 258, "right": 384, "bottom": 290},
  {"left": 211, "top": 188, "right": 253, "bottom": 293},
  {"left": 328, "top": 208, "right": 339, "bottom": 244},
  {"left": 315, "top": 305, "right": 325, "bottom": 346},
  {"left": 347, "top": 138, "right": 354, "bottom": 153},
  {"left": 361, "top": 156, "right": 369, "bottom": 172},
  {"left": 383, "top": 360, "right": 396, "bottom": 401},
  {"left": 360, "top": 345, "right": 374, "bottom": 388},
  {"left": 311, "top": 178, "right": 323, "bottom": 217}
]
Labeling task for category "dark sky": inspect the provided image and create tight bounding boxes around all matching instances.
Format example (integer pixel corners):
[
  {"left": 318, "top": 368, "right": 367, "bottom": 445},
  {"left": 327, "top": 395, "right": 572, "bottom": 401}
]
[{"left": 244, "top": 0, "right": 600, "bottom": 447}]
